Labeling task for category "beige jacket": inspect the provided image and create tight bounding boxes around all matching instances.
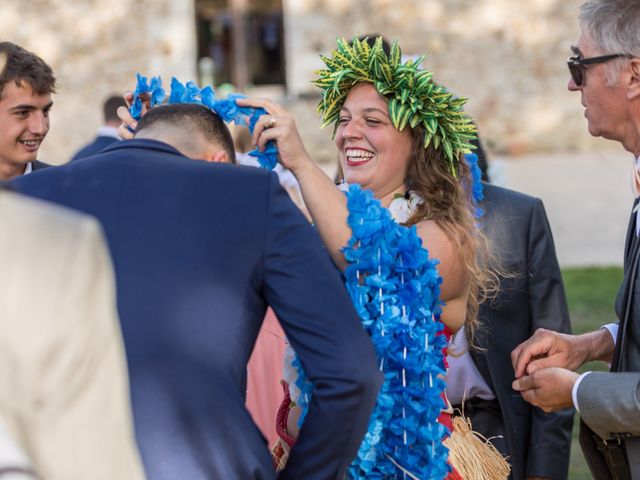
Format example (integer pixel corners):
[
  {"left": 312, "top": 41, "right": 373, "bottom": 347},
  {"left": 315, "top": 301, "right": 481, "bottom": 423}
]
[{"left": 0, "top": 190, "right": 145, "bottom": 480}]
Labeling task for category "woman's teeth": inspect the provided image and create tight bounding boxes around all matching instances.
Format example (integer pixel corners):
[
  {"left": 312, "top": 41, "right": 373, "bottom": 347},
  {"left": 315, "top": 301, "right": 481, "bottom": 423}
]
[{"left": 345, "top": 150, "right": 373, "bottom": 163}]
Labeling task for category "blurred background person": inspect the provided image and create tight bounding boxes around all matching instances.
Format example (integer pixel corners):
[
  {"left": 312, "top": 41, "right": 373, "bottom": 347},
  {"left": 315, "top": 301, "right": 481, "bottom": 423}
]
[{"left": 69, "top": 95, "right": 126, "bottom": 162}]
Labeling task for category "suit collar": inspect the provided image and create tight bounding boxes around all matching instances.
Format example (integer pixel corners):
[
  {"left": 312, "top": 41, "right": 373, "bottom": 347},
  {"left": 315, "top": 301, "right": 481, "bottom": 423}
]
[
  {"left": 624, "top": 199, "right": 640, "bottom": 263},
  {"left": 100, "top": 138, "right": 185, "bottom": 157},
  {"left": 95, "top": 126, "right": 120, "bottom": 139}
]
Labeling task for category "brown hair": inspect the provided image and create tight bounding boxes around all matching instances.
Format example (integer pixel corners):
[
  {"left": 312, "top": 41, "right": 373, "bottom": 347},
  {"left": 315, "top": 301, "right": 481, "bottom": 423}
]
[
  {"left": 403, "top": 125, "right": 499, "bottom": 341},
  {"left": 0, "top": 42, "right": 56, "bottom": 99}
]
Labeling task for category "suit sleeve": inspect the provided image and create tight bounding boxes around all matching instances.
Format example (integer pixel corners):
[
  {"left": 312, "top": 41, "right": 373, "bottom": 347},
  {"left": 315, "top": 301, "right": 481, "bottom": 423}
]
[
  {"left": 577, "top": 372, "right": 640, "bottom": 439},
  {"left": 261, "top": 176, "right": 382, "bottom": 480},
  {"left": 27, "top": 219, "right": 145, "bottom": 480},
  {"left": 525, "top": 199, "right": 575, "bottom": 479}
]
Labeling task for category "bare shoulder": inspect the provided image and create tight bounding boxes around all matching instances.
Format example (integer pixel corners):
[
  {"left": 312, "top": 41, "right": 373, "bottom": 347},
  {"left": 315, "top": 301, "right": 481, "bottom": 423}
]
[
  {"left": 415, "top": 219, "right": 470, "bottom": 332},
  {"left": 414, "top": 220, "right": 458, "bottom": 270}
]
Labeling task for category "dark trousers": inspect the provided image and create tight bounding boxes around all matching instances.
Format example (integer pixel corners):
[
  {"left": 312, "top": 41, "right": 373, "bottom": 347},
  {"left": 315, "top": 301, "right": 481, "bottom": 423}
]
[{"left": 452, "top": 397, "right": 512, "bottom": 479}]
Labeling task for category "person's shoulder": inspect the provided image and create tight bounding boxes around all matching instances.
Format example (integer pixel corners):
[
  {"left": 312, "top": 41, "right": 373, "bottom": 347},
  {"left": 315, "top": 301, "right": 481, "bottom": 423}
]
[
  {"left": 0, "top": 189, "right": 98, "bottom": 237},
  {"left": 32, "top": 160, "right": 52, "bottom": 170},
  {"left": 197, "top": 162, "right": 277, "bottom": 187},
  {"left": 482, "top": 183, "right": 542, "bottom": 213}
]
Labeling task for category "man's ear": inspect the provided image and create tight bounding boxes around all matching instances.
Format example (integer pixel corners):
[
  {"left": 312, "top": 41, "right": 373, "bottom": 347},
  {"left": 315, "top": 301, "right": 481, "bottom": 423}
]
[
  {"left": 203, "top": 149, "right": 231, "bottom": 164},
  {"left": 627, "top": 58, "right": 640, "bottom": 100}
]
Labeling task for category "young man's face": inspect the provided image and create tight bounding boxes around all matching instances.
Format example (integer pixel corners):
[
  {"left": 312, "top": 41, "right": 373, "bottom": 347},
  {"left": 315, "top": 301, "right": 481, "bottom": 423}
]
[{"left": 0, "top": 81, "right": 52, "bottom": 180}]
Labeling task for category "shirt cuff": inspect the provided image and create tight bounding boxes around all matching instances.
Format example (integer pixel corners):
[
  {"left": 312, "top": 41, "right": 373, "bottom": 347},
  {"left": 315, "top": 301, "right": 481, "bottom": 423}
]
[
  {"left": 601, "top": 323, "right": 618, "bottom": 345},
  {"left": 572, "top": 371, "right": 592, "bottom": 414}
]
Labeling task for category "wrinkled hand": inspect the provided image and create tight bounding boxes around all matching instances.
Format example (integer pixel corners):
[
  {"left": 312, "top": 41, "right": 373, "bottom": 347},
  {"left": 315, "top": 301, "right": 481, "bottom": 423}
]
[
  {"left": 235, "top": 97, "right": 312, "bottom": 174},
  {"left": 512, "top": 367, "right": 578, "bottom": 412},
  {"left": 511, "top": 328, "right": 587, "bottom": 378}
]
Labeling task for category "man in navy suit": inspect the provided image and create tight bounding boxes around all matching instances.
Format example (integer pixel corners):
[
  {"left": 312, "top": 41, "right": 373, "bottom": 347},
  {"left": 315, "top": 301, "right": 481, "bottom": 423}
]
[
  {"left": 69, "top": 95, "right": 126, "bottom": 162},
  {"left": 12, "top": 103, "right": 382, "bottom": 479}
]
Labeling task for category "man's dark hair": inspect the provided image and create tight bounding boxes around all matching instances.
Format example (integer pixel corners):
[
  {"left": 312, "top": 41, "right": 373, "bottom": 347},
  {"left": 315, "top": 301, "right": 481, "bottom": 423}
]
[
  {"left": 135, "top": 103, "right": 236, "bottom": 163},
  {"left": 0, "top": 42, "right": 56, "bottom": 99},
  {"left": 103, "top": 95, "right": 127, "bottom": 124}
]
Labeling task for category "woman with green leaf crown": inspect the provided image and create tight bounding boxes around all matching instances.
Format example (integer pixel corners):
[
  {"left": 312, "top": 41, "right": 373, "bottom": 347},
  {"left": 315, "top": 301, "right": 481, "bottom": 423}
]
[{"left": 239, "top": 36, "right": 498, "bottom": 479}]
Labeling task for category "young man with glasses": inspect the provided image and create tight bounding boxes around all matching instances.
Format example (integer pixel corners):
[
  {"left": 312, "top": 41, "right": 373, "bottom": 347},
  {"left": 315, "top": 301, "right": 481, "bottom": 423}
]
[{"left": 511, "top": 1, "right": 640, "bottom": 478}]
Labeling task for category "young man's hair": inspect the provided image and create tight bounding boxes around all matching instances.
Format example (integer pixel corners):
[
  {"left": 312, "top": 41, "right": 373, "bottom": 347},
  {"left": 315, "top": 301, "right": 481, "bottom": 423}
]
[
  {"left": 103, "top": 95, "right": 127, "bottom": 124},
  {"left": 0, "top": 42, "right": 56, "bottom": 99},
  {"left": 135, "top": 103, "right": 236, "bottom": 163}
]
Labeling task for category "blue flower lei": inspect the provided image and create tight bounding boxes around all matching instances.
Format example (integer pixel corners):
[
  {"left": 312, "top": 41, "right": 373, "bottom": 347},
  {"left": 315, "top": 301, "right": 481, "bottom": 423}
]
[
  {"left": 465, "top": 152, "right": 484, "bottom": 218},
  {"left": 293, "top": 185, "right": 451, "bottom": 479},
  {"left": 129, "top": 74, "right": 279, "bottom": 170}
]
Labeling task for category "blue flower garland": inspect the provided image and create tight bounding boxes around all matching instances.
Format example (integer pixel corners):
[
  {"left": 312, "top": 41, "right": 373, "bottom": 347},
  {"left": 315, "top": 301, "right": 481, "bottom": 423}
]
[
  {"left": 293, "top": 185, "right": 451, "bottom": 479},
  {"left": 465, "top": 152, "right": 484, "bottom": 218},
  {"left": 129, "top": 74, "right": 278, "bottom": 169}
]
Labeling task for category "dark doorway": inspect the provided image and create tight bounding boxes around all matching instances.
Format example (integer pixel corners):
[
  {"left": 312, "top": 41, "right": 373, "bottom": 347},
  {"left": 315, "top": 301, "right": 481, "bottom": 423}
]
[{"left": 195, "top": 0, "right": 286, "bottom": 90}]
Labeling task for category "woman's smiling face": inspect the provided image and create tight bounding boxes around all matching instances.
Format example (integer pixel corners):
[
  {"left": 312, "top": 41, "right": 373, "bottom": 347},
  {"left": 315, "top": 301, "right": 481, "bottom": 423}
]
[{"left": 336, "top": 82, "right": 413, "bottom": 203}]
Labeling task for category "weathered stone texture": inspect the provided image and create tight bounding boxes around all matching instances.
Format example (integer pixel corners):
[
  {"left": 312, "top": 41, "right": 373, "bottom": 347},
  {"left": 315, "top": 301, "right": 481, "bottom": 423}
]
[
  {"left": 2, "top": 0, "right": 615, "bottom": 166},
  {"left": 2, "top": 0, "right": 196, "bottom": 164},
  {"left": 284, "top": 0, "right": 610, "bottom": 158}
]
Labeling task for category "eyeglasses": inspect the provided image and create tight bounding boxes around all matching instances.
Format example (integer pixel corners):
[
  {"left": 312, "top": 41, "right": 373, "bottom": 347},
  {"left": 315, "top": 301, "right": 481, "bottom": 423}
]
[{"left": 567, "top": 46, "right": 632, "bottom": 86}]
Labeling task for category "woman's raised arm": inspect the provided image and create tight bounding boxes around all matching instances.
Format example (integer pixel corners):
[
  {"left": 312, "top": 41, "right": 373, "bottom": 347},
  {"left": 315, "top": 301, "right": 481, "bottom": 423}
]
[{"left": 237, "top": 97, "right": 352, "bottom": 271}]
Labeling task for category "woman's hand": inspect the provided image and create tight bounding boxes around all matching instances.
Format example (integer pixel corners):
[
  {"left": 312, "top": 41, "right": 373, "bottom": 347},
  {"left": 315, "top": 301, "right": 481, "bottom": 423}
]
[
  {"left": 235, "top": 98, "right": 312, "bottom": 174},
  {"left": 239, "top": 97, "right": 351, "bottom": 271},
  {"left": 116, "top": 91, "right": 151, "bottom": 140}
]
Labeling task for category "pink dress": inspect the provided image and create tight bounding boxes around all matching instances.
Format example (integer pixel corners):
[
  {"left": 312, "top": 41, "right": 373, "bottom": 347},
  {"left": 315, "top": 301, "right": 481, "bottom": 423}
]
[{"left": 245, "top": 309, "right": 286, "bottom": 447}]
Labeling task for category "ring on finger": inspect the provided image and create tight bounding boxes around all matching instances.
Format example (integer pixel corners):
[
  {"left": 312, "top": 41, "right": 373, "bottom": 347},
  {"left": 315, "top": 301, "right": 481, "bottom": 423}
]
[{"left": 267, "top": 115, "right": 277, "bottom": 128}]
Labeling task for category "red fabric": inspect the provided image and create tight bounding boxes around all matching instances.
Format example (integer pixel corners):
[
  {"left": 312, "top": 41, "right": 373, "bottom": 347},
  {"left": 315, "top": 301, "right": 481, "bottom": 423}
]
[
  {"left": 275, "top": 381, "right": 296, "bottom": 448},
  {"left": 438, "top": 325, "right": 463, "bottom": 479},
  {"left": 272, "top": 323, "right": 464, "bottom": 478}
]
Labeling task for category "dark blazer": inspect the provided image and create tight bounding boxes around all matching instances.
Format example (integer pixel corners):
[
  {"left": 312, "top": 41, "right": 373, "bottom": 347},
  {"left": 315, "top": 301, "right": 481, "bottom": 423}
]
[
  {"left": 472, "top": 184, "right": 574, "bottom": 479},
  {"left": 579, "top": 203, "right": 640, "bottom": 479},
  {"left": 31, "top": 160, "right": 50, "bottom": 171},
  {"left": 69, "top": 135, "right": 119, "bottom": 162},
  {"left": 12, "top": 139, "right": 382, "bottom": 480}
]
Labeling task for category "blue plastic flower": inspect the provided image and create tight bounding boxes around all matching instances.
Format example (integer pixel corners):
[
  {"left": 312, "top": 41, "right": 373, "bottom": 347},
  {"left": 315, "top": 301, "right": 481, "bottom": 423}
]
[{"left": 128, "top": 74, "right": 281, "bottom": 171}]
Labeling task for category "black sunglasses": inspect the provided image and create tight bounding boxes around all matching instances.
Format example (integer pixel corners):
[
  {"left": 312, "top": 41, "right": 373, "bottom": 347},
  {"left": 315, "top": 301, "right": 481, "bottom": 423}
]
[{"left": 567, "top": 46, "right": 632, "bottom": 86}]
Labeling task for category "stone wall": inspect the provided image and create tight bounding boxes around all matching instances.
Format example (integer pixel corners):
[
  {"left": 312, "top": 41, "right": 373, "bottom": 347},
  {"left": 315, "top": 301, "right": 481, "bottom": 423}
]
[
  {"left": 2, "top": 0, "right": 196, "bottom": 164},
  {"left": 2, "top": 0, "right": 618, "bottom": 166},
  {"left": 283, "top": 0, "right": 615, "bottom": 161}
]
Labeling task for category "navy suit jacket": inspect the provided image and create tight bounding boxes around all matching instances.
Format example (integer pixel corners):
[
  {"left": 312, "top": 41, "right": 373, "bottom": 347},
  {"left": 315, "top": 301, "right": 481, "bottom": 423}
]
[
  {"left": 31, "top": 160, "right": 50, "bottom": 171},
  {"left": 69, "top": 135, "right": 119, "bottom": 162},
  {"left": 473, "top": 184, "right": 574, "bottom": 479},
  {"left": 13, "top": 139, "right": 382, "bottom": 479}
]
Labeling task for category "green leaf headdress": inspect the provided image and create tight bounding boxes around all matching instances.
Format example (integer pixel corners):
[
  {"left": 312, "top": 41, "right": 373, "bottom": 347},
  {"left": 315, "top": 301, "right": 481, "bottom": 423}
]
[{"left": 313, "top": 37, "right": 477, "bottom": 176}]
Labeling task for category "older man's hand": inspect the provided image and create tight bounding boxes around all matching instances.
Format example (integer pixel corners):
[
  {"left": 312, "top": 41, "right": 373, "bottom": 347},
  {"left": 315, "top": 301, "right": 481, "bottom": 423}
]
[
  {"left": 512, "top": 328, "right": 588, "bottom": 378},
  {"left": 512, "top": 367, "right": 579, "bottom": 412}
]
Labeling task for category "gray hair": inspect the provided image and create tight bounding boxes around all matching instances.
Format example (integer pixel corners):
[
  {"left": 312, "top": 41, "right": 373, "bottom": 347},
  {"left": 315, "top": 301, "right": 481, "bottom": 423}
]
[{"left": 579, "top": 0, "right": 640, "bottom": 85}]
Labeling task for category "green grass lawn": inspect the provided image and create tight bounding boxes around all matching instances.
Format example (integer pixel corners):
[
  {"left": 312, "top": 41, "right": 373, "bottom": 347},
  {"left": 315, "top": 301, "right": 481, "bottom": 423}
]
[{"left": 561, "top": 266, "right": 623, "bottom": 479}]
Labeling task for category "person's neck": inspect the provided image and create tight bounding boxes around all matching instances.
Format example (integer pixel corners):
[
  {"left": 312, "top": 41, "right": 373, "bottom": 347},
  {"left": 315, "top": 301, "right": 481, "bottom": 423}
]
[
  {"left": 0, "top": 162, "right": 27, "bottom": 181},
  {"left": 377, "top": 185, "right": 407, "bottom": 209},
  {"left": 624, "top": 109, "right": 640, "bottom": 157}
]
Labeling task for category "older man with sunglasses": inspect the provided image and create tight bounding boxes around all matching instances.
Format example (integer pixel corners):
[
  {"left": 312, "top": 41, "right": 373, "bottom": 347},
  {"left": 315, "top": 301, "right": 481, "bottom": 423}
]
[{"left": 511, "top": 1, "right": 640, "bottom": 479}]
